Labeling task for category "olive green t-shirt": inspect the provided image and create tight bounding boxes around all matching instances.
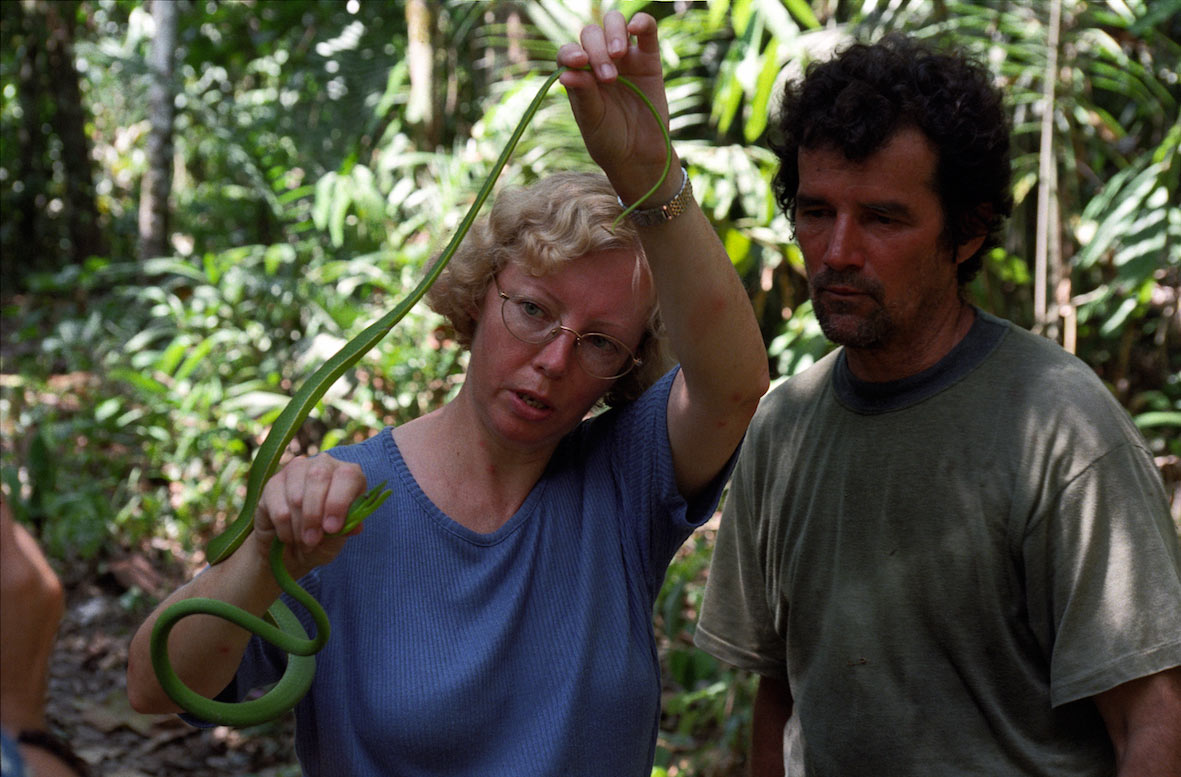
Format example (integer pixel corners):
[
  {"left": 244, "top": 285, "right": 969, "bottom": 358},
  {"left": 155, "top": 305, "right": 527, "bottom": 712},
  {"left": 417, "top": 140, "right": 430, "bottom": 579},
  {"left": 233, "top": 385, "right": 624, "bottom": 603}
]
[{"left": 696, "top": 310, "right": 1181, "bottom": 776}]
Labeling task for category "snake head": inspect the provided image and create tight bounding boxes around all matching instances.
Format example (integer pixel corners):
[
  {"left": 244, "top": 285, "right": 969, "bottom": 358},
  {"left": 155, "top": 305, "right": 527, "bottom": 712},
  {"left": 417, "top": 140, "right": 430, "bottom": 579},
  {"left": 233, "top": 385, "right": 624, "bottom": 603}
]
[{"left": 336, "top": 481, "right": 392, "bottom": 535}]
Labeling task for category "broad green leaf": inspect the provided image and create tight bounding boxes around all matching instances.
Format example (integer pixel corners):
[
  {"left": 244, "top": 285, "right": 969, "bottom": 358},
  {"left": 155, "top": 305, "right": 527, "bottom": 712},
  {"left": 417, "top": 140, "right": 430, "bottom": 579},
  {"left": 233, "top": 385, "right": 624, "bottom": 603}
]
[
  {"left": 109, "top": 368, "right": 170, "bottom": 397},
  {"left": 1099, "top": 295, "right": 1140, "bottom": 337},
  {"left": 1074, "top": 163, "right": 1163, "bottom": 269},
  {"left": 1134, "top": 411, "right": 1181, "bottom": 429},
  {"left": 745, "top": 36, "right": 781, "bottom": 142},
  {"left": 778, "top": 0, "right": 820, "bottom": 30}
]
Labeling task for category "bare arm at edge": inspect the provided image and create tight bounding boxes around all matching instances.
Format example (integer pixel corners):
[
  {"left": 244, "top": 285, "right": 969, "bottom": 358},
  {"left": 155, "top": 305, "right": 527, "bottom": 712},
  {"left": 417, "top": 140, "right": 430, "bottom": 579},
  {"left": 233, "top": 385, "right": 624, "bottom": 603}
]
[
  {"left": 751, "top": 674, "right": 793, "bottom": 777},
  {"left": 1094, "top": 666, "right": 1181, "bottom": 777}
]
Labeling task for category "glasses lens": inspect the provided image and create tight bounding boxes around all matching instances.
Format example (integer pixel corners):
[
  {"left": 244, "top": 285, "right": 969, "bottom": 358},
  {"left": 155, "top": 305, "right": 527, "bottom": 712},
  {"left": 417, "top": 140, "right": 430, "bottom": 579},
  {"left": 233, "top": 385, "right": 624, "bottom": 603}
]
[
  {"left": 576, "top": 333, "right": 634, "bottom": 379},
  {"left": 501, "top": 295, "right": 555, "bottom": 343},
  {"left": 499, "top": 291, "right": 638, "bottom": 379}
]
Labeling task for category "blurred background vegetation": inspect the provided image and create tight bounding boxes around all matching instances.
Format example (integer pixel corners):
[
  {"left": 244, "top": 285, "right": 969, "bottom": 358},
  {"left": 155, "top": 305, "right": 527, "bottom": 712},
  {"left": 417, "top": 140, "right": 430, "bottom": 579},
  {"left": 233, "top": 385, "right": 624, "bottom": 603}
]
[{"left": 0, "top": 0, "right": 1177, "bottom": 774}]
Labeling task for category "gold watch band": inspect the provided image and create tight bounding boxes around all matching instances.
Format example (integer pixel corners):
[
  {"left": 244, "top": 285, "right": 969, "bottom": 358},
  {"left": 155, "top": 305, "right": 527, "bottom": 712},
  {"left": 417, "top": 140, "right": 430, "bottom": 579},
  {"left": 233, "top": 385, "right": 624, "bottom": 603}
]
[{"left": 618, "top": 167, "right": 693, "bottom": 227}]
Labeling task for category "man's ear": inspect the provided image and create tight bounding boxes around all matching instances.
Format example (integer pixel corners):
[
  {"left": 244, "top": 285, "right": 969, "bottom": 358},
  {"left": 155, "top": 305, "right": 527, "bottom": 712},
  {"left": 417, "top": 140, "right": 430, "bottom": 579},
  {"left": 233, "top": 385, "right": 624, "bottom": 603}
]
[
  {"left": 954, "top": 204, "right": 993, "bottom": 265},
  {"left": 955, "top": 233, "right": 987, "bottom": 266}
]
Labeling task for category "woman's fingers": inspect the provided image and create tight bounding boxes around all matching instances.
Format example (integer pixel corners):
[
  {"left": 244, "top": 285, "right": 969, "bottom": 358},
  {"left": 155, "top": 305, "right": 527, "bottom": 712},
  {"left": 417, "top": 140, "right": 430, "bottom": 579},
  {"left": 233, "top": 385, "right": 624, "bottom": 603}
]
[
  {"left": 569, "top": 11, "right": 645, "bottom": 81},
  {"left": 579, "top": 21, "right": 613, "bottom": 79},
  {"left": 605, "top": 10, "right": 630, "bottom": 56},
  {"left": 556, "top": 41, "right": 589, "bottom": 71},
  {"left": 258, "top": 455, "right": 366, "bottom": 559},
  {"left": 259, "top": 463, "right": 295, "bottom": 547},
  {"left": 625, "top": 12, "right": 658, "bottom": 56},
  {"left": 323, "top": 461, "right": 368, "bottom": 536},
  {"left": 299, "top": 457, "right": 334, "bottom": 546}
]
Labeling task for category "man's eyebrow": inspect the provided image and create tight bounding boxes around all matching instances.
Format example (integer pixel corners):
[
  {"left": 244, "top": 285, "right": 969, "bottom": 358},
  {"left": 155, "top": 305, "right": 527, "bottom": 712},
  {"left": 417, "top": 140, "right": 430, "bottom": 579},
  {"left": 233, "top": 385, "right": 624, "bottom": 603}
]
[
  {"left": 863, "top": 201, "right": 915, "bottom": 219},
  {"left": 795, "top": 193, "right": 829, "bottom": 209},
  {"left": 795, "top": 193, "right": 914, "bottom": 219}
]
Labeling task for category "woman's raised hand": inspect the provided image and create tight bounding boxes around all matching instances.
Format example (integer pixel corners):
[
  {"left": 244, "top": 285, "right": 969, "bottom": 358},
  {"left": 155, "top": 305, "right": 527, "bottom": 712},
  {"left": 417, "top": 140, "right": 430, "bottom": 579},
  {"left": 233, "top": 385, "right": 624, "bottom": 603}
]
[
  {"left": 557, "top": 11, "right": 679, "bottom": 205},
  {"left": 255, "top": 455, "right": 367, "bottom": 576}
]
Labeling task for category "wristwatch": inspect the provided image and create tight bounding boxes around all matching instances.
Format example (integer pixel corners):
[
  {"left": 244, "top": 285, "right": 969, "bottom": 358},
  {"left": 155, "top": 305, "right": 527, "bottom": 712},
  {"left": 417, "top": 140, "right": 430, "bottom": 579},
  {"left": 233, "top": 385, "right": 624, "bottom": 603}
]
[{"left": 618, "top": 167, "right": 693, "bottom": 227}]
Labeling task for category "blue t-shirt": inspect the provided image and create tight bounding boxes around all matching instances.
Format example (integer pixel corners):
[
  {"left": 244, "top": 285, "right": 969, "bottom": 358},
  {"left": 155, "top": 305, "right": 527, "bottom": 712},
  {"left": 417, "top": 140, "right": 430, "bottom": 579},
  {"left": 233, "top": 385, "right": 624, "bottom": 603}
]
[
  {"left": 1, "top": 731, "right": 26, "bottom": 777},
  {"left": 219, "top": 368, "right": 729, "bottom": 776}
]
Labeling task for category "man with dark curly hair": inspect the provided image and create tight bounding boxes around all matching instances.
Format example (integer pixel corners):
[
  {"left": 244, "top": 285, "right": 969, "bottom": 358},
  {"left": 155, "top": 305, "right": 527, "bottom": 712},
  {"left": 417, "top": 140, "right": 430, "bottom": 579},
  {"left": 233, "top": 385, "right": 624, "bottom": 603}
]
[{"left": 694, "top": 34, "right": 1181, "bottom": 776}]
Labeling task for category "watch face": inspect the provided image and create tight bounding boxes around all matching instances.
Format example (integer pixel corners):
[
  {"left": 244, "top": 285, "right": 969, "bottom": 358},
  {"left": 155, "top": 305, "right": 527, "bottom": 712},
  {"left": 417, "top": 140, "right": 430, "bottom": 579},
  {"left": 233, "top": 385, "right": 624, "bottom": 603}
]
[{"left": 628, "top": 170, "right": 691, "bottom": 226}]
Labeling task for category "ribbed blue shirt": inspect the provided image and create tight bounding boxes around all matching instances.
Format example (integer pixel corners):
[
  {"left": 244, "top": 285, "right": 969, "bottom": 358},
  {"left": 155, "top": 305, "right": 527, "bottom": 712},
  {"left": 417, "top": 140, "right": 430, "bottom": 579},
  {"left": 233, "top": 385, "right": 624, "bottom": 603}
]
[{"left": 218, "top": 368, "right": 730, "bottom": 775}]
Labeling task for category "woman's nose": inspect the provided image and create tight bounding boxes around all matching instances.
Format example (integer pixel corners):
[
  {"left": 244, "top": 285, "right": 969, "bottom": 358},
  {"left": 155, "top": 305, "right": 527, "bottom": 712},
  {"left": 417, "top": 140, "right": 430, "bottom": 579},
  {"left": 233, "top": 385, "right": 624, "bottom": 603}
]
[{"left": 533, "top": 329, "right": 578, "bottom": 376}]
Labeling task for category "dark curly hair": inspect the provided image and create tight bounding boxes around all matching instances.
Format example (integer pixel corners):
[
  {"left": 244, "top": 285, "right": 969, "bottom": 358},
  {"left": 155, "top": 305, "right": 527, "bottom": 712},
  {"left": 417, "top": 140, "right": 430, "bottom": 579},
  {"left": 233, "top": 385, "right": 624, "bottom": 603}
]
[{"left": 769, "top": 34, "right": 1013, "bottom": 284}]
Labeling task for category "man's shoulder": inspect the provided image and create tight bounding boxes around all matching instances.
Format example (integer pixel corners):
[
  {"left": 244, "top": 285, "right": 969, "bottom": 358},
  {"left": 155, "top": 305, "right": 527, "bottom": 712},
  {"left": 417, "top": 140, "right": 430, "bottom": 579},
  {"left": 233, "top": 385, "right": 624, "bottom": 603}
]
[
  {"left": 761, "top": 349, "right": 841, "bottom": 406},
  {"left": 739, "top": 350, "right": 842, "bottom": 451},
  {"left": 978, "top": 313, "right": 1149, "bottom": 455},
  {"left": 982, "top": 315, "right": 1117, "bottom": 404}
]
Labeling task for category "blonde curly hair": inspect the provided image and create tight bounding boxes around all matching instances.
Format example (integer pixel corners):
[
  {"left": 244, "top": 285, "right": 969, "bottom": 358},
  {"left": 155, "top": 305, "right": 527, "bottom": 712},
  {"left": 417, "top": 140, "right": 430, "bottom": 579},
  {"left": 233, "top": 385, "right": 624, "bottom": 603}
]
[{"left": 426, "top": 171, "right": 671, "bottom": 406}]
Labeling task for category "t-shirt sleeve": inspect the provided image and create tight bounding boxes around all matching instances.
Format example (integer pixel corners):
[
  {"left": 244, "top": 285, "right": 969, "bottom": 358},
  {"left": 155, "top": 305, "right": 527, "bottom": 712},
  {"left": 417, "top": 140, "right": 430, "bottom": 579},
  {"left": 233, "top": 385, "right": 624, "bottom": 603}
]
[
  {"left": 592, "top": 366, "right": 740, "bottom": 600},
  {"left": 694, "top": 443, "right": 789, "bottom": 678},
  {"left": 1024, "top": 441, "right": 1181, "bottom": 706}
]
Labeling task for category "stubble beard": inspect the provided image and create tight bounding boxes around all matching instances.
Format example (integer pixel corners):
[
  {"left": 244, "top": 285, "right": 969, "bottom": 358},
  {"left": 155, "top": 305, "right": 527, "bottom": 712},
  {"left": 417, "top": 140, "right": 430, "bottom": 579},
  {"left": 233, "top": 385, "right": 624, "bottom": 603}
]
[{"left": 809, "top": 269, "right": 893, "bottom": 349}]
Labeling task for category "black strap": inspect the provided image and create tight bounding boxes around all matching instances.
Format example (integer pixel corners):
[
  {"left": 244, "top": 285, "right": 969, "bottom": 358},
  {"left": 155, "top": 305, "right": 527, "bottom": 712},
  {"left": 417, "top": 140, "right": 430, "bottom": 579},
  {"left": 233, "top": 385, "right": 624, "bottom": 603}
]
[{"left": 17, "top": 730, "right": 91, "bottom": 777}]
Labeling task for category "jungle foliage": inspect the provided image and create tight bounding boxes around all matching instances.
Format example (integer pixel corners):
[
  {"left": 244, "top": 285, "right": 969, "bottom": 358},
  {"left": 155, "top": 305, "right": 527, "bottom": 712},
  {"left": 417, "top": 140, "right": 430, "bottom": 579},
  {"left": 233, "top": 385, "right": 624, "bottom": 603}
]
[{"left": 1, "top": 1, "right": 1178, "bottom": 774}]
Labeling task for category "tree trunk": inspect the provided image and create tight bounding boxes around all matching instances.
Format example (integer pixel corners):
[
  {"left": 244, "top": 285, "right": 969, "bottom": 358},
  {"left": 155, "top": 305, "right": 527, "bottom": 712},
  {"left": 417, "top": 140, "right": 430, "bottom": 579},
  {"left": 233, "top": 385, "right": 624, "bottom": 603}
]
[
  {"left": 406, "top": 0, "right": 440, "bottom": 149},
  {"left": 138, "top": 0, "right": 178, "bottom": 261},
  {"left": 10, "top": 0, "right": 50, "bottom": 283},
  {"left": 43, "top": 0, "right": 105, "bottom": 263},
  {"left": 1033, "top": 0, "right": 1062, "bottom": 338},
  {"left": 482, "top": 5, "right": 528, "bottom": 70}
]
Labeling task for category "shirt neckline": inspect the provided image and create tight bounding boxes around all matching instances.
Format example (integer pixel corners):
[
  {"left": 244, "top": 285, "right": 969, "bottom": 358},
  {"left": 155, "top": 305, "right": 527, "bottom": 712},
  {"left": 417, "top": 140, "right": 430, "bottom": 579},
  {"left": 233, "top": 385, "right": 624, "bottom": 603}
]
[
  {"left": 832, "top": 308, "right": 1008, "bottom": 414},
  {"left": 380, "top": 427, "right": 544, "bottom": 546}
]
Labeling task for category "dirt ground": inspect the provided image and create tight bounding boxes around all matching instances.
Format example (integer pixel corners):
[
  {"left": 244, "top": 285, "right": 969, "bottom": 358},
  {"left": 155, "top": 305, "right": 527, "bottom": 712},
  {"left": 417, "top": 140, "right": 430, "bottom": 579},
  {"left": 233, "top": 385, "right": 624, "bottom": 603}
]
[{"left": 43, "top": 554, "right": 300, "bottom": 777}]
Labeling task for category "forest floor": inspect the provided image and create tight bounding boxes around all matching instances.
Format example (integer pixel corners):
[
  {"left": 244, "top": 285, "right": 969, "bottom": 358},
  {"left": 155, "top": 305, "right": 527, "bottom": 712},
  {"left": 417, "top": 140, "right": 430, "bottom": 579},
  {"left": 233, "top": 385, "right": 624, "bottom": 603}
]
[{"left": 44, "top": 551, "right": 299, "bottom": 777}]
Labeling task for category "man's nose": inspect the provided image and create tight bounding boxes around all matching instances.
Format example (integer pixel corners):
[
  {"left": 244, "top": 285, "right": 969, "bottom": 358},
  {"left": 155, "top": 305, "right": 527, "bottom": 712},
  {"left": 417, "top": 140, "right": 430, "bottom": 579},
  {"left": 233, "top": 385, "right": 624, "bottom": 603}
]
[{"left": 823, "top": 213, "right": 864, "bottom": 271}]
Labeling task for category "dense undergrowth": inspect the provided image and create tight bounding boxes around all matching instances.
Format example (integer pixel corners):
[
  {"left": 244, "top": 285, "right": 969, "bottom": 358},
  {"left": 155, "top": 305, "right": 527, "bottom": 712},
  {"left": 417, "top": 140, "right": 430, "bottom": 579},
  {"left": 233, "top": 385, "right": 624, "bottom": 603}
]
[{"left": 3, "top": 2, "right": 1179, "bottom": 774}]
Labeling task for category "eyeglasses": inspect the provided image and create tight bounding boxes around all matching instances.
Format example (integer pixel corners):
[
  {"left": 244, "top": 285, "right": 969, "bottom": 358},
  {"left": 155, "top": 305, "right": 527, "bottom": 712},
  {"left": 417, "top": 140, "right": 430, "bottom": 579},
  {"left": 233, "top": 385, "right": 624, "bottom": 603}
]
[{"left": 495, "top": 279, "right": 643, "bottom": 380}]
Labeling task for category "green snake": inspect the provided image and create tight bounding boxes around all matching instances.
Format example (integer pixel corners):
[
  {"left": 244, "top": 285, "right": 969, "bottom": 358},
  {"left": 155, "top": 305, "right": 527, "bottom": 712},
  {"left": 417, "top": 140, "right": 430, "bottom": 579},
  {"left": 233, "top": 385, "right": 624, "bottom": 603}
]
[{"left": 149, "top": 67, "right": 673, "bottom": 726}]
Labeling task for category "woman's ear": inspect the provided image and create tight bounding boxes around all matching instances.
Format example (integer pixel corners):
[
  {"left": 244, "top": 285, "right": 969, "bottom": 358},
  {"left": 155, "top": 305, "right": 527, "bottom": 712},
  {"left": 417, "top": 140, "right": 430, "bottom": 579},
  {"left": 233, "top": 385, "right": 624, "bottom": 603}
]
[{"left": 466, "top": 281, "right": 494, "bottom": 332}]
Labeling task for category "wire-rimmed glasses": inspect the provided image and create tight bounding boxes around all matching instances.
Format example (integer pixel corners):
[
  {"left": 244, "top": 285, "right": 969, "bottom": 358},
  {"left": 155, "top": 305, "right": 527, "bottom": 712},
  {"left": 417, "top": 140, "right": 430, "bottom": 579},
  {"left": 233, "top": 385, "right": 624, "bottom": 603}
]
[{"left": 495, "top": 280, "right": 642, "bottom": 380}]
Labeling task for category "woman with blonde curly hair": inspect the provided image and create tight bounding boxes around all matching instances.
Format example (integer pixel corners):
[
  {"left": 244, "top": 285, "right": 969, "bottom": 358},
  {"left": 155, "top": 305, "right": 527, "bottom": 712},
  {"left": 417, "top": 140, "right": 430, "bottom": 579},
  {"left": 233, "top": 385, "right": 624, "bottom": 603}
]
[
  {"left": 128, "top": 12, "right": 768, "bottom": 776},
  {"left": 426, "top": 170, "right": 670, "bottom": 407}
]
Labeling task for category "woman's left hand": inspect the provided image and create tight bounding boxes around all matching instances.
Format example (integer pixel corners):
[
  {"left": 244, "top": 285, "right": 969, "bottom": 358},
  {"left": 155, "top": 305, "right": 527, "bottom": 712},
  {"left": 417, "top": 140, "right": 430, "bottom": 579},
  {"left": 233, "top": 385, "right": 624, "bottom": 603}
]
[{"left": 557, "top": 11, "right": 679, "bottom": 205}]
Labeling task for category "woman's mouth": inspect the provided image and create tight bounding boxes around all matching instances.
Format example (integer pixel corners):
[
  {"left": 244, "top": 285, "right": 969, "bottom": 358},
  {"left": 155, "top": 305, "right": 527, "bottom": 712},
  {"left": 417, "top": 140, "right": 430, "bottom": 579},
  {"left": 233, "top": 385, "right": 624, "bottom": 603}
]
[{"left": 516, "top": 391, "right": 550, "bottom": 410}]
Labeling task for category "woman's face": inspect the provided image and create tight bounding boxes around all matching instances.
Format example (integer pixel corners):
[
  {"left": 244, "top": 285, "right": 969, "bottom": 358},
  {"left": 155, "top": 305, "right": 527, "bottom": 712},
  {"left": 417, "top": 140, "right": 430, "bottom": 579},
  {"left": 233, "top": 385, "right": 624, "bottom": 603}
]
[{"left": 464, "top": 249, "right": 652, "bottom": 456}]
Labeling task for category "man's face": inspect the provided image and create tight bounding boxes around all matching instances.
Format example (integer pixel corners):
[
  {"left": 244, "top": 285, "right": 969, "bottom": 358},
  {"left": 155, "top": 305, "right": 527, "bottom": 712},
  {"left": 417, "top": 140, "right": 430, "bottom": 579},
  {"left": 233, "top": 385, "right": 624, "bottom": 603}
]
[{"left": 795, "top": 128, "right": 968, "bottom": 362}]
